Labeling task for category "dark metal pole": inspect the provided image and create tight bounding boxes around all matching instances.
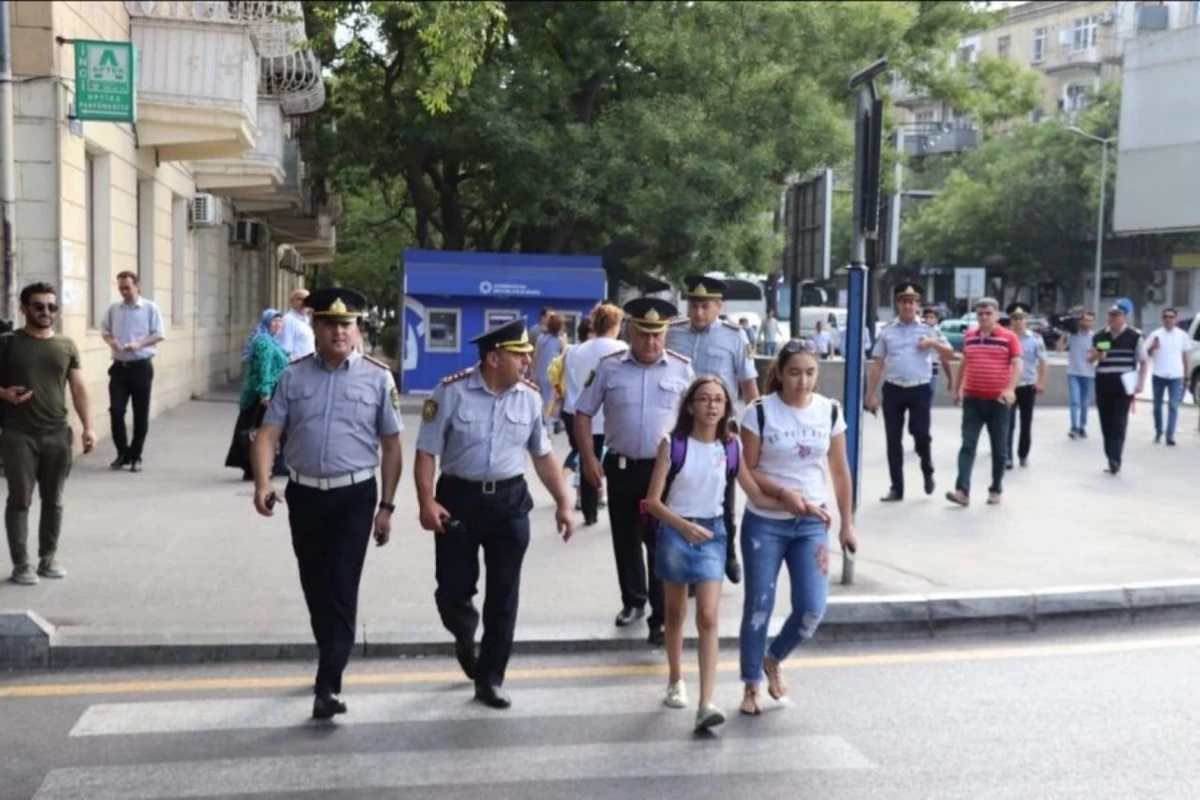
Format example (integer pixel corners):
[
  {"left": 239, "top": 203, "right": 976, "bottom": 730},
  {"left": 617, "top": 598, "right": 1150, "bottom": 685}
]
[
  {"left": 0, "top": 0, "right": 16, "bottom": 322},
  {"left": 396, "top": 252, "right": 406, "bottom": 393}
]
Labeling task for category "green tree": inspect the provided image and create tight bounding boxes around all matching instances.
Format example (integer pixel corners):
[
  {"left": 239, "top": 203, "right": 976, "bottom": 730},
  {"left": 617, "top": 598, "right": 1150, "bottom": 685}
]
[{"left": 311, "top": 1, "right": 1039, "bottom": 289}]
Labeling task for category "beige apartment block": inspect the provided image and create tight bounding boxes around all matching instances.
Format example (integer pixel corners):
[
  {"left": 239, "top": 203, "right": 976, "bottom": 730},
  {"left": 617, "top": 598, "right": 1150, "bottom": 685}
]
[{"left": 5, "top": 1, "right": 337, "bottom": 450}]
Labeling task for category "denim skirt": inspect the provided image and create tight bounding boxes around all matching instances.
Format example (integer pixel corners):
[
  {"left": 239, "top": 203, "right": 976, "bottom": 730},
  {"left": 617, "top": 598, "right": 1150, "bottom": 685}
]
[{"left": 655, "top": 516, "right": 727, "bottom": 584}]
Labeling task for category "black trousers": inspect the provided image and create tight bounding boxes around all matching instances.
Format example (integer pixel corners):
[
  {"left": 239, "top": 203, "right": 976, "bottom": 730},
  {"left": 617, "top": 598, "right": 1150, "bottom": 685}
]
[
  {"left": 434, "top": 475, "right": 533, "bottom": 690},
  {"left": 1006, "top": 385, "right": 1037, "bottom": 462},
  {"left": 602, "top": 453, "right": 663, "bottom": 628},
  {"left": 284, "top": 478, "right": 377, "bottom": 696},
  {"left": 883, "top": 382, "right": 933, "bottom": 495},
  {"left": 1096, "top": 391, "right": 1133, "bottom": 466},
  {"left": 108, "top": 360, "right": 154, "bottom": 461}
]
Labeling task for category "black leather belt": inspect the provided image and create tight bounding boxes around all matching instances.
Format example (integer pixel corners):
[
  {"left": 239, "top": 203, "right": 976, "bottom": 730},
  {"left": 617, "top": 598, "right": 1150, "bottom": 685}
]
[
  {"left": 605, "top": 452, "right": 655, "bottom": 467},
  {"left": 441, "top": 474, "right": 524, "bottom": 495},
  {"left": 114, "top": 359, "right": 152, "bottom": 368}
]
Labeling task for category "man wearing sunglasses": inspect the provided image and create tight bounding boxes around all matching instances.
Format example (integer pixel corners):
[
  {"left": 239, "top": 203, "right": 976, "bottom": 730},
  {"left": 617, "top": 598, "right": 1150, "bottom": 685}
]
[{"left": 0, "top": 282, "right": 96, "bottom": 585}]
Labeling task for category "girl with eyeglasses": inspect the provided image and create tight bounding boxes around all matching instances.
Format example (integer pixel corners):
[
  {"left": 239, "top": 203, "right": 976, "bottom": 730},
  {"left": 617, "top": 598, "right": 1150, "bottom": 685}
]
[
  {"left": 737, "top": 340, "right": 858, "bottom": 715},
  {"left": 643, "top": 375, "right": 782, "bottom": 730}
]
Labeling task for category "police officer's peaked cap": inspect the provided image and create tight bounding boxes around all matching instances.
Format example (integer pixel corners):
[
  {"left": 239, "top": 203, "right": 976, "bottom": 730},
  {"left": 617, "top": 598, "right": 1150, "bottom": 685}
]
[
  {"left": 470, "top": 317, "right": 534, "bottom": 356},
  {"left": 894, "top": 282, "right": 923, "bottom": 301},
  {"left": 623, "top": 297, "right": 678, "bottom": 334},
  {"left": 305, "top": 287, "right": 367, "bottom": 320},
  {"left": 683, "top": 275, "right": 727, "bottom": 300},
  {"left": 1006, "top": 301, "right": 1031, "bottom": 318}
]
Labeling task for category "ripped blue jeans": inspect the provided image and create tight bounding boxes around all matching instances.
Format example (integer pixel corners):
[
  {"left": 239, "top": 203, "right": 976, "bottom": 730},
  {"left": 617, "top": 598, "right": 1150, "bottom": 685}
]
[{"left": 738, "top": 510, "right": 830, "bottom": 685}]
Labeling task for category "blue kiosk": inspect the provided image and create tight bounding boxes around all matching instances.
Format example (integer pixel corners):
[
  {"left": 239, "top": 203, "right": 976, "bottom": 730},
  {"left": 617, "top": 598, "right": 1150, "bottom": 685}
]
[{"left": 400, "top": 249, "right": 607, "bottom": 392}]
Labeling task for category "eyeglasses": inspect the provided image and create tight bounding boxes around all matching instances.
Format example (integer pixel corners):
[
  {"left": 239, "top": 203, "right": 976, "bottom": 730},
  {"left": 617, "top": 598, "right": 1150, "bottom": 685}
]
[
  {"left": 29, "top": 302, "right": 58, "bottom": 313},
  {"left": 692, "top": 393, "right": 726, "bottom": 405}
]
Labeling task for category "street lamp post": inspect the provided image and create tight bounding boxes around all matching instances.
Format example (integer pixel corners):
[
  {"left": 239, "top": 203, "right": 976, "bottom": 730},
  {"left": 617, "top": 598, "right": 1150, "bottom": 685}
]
[{"left": 1069, "top": 126, "right": 1117, "bottom": 314}]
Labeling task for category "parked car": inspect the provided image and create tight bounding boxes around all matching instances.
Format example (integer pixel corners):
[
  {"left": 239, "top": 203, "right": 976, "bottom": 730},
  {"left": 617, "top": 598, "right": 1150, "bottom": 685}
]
[{"left": 940, "top": 319, "right": 970, "bottom": 352}]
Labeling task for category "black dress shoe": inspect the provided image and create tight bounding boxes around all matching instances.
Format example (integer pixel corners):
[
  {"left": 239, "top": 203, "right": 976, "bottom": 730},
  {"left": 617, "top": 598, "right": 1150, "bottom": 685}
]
[
  {"left": 474, "top": 684, "right": 511, "bottom": 709},
  {"left": 129, "top": 460, "right": 143, "bottom": 473},
  {"left": 312, "top": 693, "right": 348, "bottom": 719},
  {"left": 454, "top": 638, "right": 476, "bottom": 681},
  {"left": 647, "top": 625, "right": 665, "bottom": 646},
  {"left": 725, "top": 558, "right": 742, "bottom": 584},
  {"left": 923, "top": 473, "right": 935, "bottom": 495},
  {"left": 880, "top": 490, "right": 903, "bottom": 502},
  {"left": 614, "top": 607, "right": 644, "bottom": 627},
  {"left": 110, "top": 456, "right": 128, "bottom": 470}
]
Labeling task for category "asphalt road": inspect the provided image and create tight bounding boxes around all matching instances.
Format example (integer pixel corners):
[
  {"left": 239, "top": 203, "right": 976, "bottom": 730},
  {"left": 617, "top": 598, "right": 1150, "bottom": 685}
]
[{"left": 2, "top": 624, "right": 1199, "bottom": 799}]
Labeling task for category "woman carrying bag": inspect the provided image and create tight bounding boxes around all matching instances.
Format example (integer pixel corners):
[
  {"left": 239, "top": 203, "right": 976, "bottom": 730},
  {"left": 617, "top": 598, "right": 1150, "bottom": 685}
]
[{"left": 225, "top": 309, "right": 289, "bottom": 480}]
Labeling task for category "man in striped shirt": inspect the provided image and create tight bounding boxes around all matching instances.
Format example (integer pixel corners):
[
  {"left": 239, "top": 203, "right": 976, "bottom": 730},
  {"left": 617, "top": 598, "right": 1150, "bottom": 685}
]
[
  {"left": 946, "top": 297, "right": 1022, "bottom": 507},
  {"left": 1088, "top": 304, "right": 1147, "bottom": 475}
]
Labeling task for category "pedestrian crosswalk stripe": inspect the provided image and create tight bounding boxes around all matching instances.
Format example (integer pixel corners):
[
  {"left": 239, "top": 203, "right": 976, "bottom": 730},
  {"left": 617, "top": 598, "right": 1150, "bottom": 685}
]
[
  {"left": 73, "top": 683, "right": 750, "bottom": 737},
  {"left": 34, "top": 735, "right": 873, "bottom": 798}
]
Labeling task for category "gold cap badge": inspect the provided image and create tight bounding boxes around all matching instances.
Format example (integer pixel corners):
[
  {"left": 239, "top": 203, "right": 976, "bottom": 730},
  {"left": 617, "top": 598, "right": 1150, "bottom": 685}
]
[
  {"left": 644, "top": 309, "right": 661, "bottom": 322},
  {"left": 330, "top": 297, "right": 347, "bottom": 314}
]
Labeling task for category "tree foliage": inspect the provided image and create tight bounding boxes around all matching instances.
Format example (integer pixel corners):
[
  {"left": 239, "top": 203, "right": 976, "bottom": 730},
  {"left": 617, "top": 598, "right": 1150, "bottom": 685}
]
[{"left": 307, "top": 1, "right": 1040, "bottom": 296}]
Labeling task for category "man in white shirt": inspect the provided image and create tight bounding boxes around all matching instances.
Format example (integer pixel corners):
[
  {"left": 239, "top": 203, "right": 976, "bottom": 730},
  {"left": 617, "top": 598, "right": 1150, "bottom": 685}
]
[
  {"left": 1146, "top": 307, "right": 1191, "bottom": 446},
  {"left": 761, "top": 310, "right": 782, "bottom": 356},
  {"left": 563, "top": 303, "right": 626, "bottom": 526},
  {"left": 809, "top": 321, "right": 832, "bottom": 359},
  {"left": 279, "top": 289, "right": 315, "bottom": 360}
]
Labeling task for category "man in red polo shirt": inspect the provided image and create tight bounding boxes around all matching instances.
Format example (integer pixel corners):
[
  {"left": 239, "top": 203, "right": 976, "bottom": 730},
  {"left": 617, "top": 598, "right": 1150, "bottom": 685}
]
[{"left": 947, "top": 297, "right": 1023, "bottom": 507}]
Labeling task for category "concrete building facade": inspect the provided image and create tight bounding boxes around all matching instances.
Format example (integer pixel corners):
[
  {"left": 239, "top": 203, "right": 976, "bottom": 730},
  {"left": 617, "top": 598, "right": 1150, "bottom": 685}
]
[{"left": 5, "top": 1, "right": 336, "bottom": 446}]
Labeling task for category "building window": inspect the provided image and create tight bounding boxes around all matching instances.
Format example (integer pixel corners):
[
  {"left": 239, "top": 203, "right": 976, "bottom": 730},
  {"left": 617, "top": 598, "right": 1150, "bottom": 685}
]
[
  {"left": 1071, "top": 16, "right": 1097, "bottom": 51},
  {"left": 915, "top": 110, "right": 935, "bottom": 124},
  {"left": 1032, "top": 27, "right": 1046, "bottom": 62},
  {"left": 1171, "top": 269, "right": 1192, "bottom": 308},
  {"left": 484, "top": 309, "right": 520, "bottom": 331},
  {"left": 997, "top": 35, "right": 1011, "bottom": 60},
  {"left": 1064, "top": 84, "right": 1090, "bottom": 111},
  {"left": 85, "top": 152, "right": 112, "bottom": 329},
  {"left": 426, "top": 309, "right": 461, "bottom": 353},
  {"left": 958, "top": 45, "right": 975, "bottom": 65},
  {"left": 137, "top": 180, "right": 155, "bottom": 302},
  {"left": 1193, "top": 1, "right": 1200, "bottom": 25},
  {"left": 171, "top": 197, "right": 187, "bottom": 325}
]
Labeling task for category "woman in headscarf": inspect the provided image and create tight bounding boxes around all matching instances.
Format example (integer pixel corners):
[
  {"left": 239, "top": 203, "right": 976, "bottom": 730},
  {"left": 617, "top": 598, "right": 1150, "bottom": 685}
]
[{"left": 225, "top": 309, "right": 290, "bottom": 479}]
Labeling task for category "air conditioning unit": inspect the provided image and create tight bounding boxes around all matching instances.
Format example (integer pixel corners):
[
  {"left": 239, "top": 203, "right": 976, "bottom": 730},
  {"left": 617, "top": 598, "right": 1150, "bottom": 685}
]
[
  {"left": 1098, "top": 10, "right": 1114, "bottom": 24},
  {"left": 231, "top": 220, "right": 261, "bottom": 248},
  {"left": 278, "top": 247, "right": 303, "bottom": 274},
  {"left": 190, "top": 193, "right": 222, "bottom": 228}
]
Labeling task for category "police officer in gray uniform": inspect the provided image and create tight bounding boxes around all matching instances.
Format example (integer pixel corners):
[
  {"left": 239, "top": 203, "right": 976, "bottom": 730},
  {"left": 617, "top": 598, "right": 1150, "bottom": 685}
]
[
  {"left": 865, "top": 283, "right": 954, "bottom": 502},
  {"left": 252, "top": 288, "right": 404, "bottom": 720},
  {"left": 575, "top": 298, "right": 694, "bottom": 645},
  {"left": 415, "top": 318, "right": 572, "bottom": 710},
  {"left": 666, "top": 275, "right": 759, "bottom": 583}
]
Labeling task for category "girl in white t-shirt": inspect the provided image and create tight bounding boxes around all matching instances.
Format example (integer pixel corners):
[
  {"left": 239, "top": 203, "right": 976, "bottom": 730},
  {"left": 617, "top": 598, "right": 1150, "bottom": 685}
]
[
  {"left": 737, "top": 340, "right": 858, "bottom": 716},
  {"left": 645, "top": 375, "right": 783, "bottom": 731}
]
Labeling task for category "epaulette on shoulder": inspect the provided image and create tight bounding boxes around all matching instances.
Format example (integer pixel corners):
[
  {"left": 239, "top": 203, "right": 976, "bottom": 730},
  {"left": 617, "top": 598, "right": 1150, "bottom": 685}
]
[
  {"left": 666, "top": 348, "right": 691, "bottom": 363},
  {"left": 669, "top": 317, "right": 688, "bottom": 326},
  {"left": 600, "top": 350, "right": 624, "bottom": 361},
  {"left": 521, "top": 377, "right": 540, "bottom": 392},
  {"left": 440, "top": 367, "right": 475, "bottom": 385},
  {"left": 362, "top": 354, "right": 391, "bottom": 370},
  {"left": 720, "top": 320, "right": 743, "bottom": 332}
]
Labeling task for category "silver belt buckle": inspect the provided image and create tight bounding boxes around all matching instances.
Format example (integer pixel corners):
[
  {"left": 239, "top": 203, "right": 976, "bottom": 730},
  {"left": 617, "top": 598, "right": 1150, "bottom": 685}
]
[{"left": 481, "top": 480, "right": 496, "bottom": 495}]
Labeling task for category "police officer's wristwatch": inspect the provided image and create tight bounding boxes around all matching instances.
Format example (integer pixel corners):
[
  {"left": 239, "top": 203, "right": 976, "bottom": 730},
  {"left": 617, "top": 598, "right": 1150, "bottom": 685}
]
[{"left": 378, "top": 502, "right": 396, "bottom": 514}]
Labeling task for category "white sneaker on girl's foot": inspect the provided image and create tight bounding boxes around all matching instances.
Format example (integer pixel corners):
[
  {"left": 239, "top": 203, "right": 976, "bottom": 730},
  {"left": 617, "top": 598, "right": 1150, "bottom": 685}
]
[
  {"left": 663, "top": 681, "right": 688, "bottom": 709},
  {"left": 695, "top": 704, "right": 726, "bottom": 730}
]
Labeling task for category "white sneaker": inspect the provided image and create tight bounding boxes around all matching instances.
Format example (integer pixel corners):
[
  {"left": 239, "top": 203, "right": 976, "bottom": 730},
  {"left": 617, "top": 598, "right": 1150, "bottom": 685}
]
[
  {"left": 663, "top": 680, "right": 688, "bottom": 709},
  {"left": 695, "top": 704, "right": 727, "bottom": 730}
]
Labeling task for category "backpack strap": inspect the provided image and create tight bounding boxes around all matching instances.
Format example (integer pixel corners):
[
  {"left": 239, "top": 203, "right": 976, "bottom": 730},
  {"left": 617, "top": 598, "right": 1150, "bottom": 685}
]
[
  {"left": 831, "top": 399, "right": 840, "bottom": 428},
  {"left": 754, "top": 398, "right": 765, "bottom": 436},
  {"left": 724, "top": 438, "right": 739, "bottom": 481},
  {"left": 661, "top": 433, "right": 688, "bottom": 503}
]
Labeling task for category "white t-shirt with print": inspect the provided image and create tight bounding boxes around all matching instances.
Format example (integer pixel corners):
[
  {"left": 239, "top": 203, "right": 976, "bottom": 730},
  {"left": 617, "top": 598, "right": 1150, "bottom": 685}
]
[
  {"left": 1146, "top": 326, "right": 1191, "bottom": 380},
  {"left": 739, "top": 392, "right": 845, "bottom": 519},
  {"left": 664, "top": 435, "right": 737, "bottom": 519}
]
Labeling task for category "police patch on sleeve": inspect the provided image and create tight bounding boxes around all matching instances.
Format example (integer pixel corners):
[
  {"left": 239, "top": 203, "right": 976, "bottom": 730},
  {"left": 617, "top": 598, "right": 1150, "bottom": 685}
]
[
  {"left": 421, "top": 398, "right": 438, "bottom": 421},
  {"left": 391, "top": 385, "right": 401, "bottom": 410},
  {"left": 584, "top": 370, "right": 596, "bottom": 388}
]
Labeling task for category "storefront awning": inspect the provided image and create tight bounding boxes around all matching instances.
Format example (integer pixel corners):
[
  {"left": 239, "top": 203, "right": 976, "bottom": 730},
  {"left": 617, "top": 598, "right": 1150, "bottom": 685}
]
[{"left": 403, "top": 250, "right": 606, "bottom": 301}]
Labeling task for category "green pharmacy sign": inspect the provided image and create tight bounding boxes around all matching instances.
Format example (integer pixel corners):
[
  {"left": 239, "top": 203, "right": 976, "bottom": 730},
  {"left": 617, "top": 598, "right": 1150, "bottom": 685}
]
[{"left": 74, "top": 40, "right": 136, "bottom": 123}]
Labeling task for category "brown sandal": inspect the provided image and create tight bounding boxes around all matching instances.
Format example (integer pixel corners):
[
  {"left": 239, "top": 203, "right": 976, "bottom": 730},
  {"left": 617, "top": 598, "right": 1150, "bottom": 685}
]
[
  {"left": 763, "top": 655, "right": 789, "bottom": 701},
  {"left": 739, "top": 685, "right": 762, "bottom": 716}
]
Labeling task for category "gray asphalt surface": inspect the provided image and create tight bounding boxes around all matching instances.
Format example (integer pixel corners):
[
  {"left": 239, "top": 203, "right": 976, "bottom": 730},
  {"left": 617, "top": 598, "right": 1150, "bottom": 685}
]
[{"left": 2, "top": 624, "right": 1198, "bottom": 799}]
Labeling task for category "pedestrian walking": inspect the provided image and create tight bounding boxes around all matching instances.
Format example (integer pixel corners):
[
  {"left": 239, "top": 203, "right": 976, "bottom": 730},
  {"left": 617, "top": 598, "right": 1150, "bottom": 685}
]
[
  {"left": 865, "top": 283, "right": 953, "bottom": 501},
  {"left": 1005, "top": 303, "right": 1048, "bottom": 469},
  {"left": 576, "top": 297, "right": 693, "bottom": 645},
  {"left": 809, "top": 321, "right": 832, "bottom": 359},
  {"left": 1056, "top": 309, "right": 1097, "bottom": 439},
  {"left": 761, "top": 309, "right": 782, "bottom": 356},
  {"left": 533, "top": 312, "right": 567, "bottom": 427},
  {"left": 225, "top": 309, "right": 289, "bottom": 480},
  {"left": 1090, "top": 304, "right": 1147, "bottom": 475},
  {"left": 251, "top": 288, "right": 404, "bottom": 720},
  {"left": 100, "top": 271, "right": 164, "bottom": 473},
  {"left": 1145, "top": 307, "right": 1190, "bottom": 446},
  {"left": 666, "top": 275, "right": 759, "bottom": 583},
  {"left": 946, "top": 297, "right": 1022, "bottom": 507},
  {"left": 279, "top": 288, "right": 316, "bottom": 361},
  {"left": 0, "top": 282, "right": 96, "bottom": 585},
  {"left": 921, "top": 306, "right": 954, "bottom": 410},
  {"left": 564, "top": 308, "right": 628, "bottom": 524},
  {"left": 415, "top": 317, "right": 573, "bottom": 710},
  {"left": 738, "top": 340, "right": 857, "bottom": 716},
  {"left": 644, "top": 375, "right": 782, "bottom": 731}
]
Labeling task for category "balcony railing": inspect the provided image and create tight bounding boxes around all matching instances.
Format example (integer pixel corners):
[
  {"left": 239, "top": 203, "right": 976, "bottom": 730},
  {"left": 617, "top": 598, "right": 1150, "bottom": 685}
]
[{"left": 902, "top": 122, "right": 980, "bottom": 157}]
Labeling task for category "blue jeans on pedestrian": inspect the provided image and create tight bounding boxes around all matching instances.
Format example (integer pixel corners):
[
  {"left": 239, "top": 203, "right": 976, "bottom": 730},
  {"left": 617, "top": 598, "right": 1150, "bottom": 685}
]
[
  {"left": 738, "top": 511, "right": 829, "bottom": 685},
  {"left": 1152, "top": 375, "right": 1184, "bottom": 441},
  {"left": 765, "top": 341, "right": 778, "bottom": 357},
  {"left": 1068, "top": 375, "right": 1093, "bottom": 433}
]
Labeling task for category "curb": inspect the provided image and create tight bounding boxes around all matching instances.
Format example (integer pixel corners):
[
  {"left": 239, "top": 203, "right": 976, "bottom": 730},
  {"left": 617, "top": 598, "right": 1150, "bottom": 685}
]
[{"left": 4, "top": 580, "right": 1200, "bottom": 669}]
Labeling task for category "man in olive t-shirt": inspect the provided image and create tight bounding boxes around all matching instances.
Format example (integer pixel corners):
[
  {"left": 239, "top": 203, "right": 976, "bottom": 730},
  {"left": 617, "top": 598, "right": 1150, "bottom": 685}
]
[{"left": 0, "top": 282, "right": 95, "bottom": 585}]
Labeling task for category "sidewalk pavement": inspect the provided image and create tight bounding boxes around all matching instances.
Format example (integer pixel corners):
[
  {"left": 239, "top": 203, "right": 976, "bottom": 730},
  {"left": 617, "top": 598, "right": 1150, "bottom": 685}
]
[{"left": 2, "top": 390, "right": 1198, "bottom": 667}]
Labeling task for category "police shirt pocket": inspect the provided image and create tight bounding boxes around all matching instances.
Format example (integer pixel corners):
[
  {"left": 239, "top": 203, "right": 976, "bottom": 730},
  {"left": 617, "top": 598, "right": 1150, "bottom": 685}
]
[
  {"left": 344, "top": 387, "right": 377, "bottom": 424},
  {"left": 502, "top": 404, "right": 535, "bottom": 445},
  {"left": 453, "top": 406, "right": 487, "bottom": 441},
  {"left": 658, "top": 378, "right": 689, "bottom": 408},
  {"left": 286, "top": 383, "right": 321, "bottom": 422}
]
